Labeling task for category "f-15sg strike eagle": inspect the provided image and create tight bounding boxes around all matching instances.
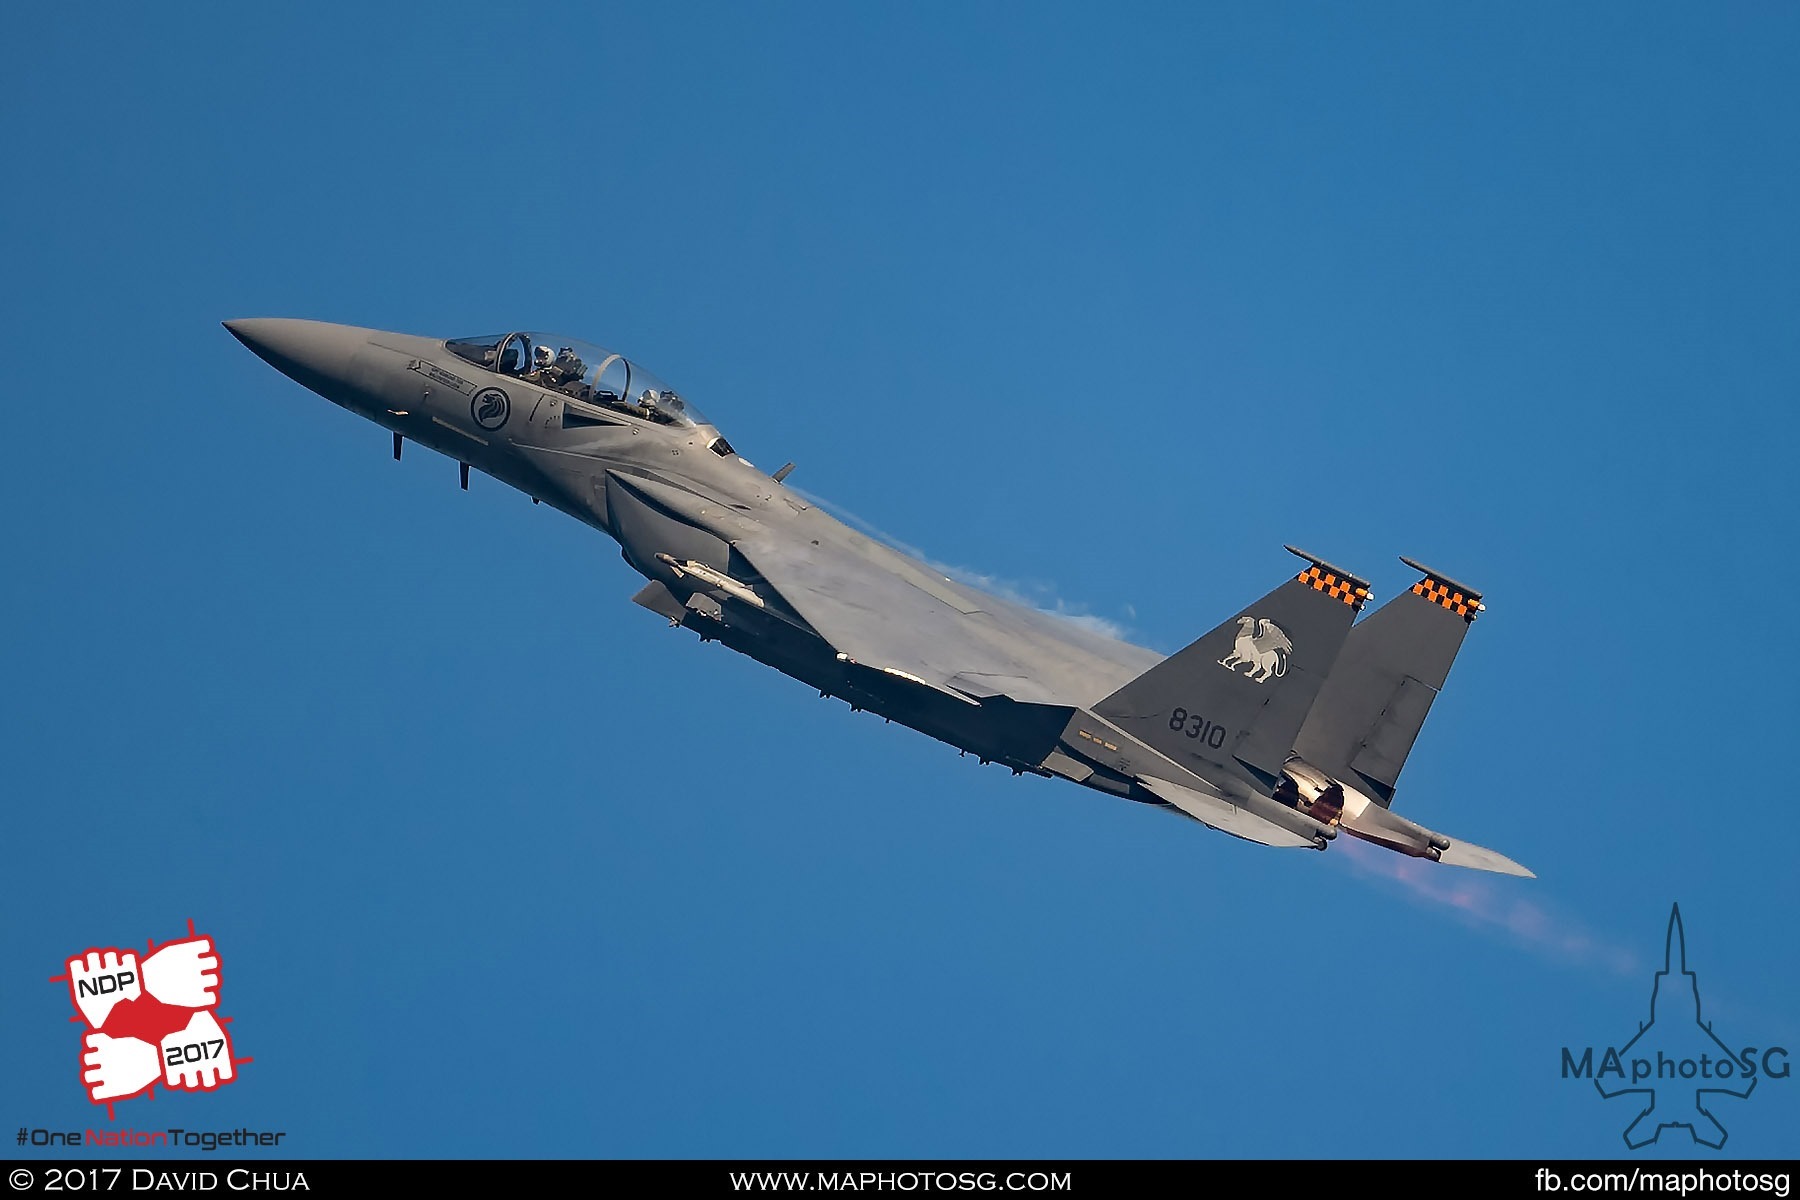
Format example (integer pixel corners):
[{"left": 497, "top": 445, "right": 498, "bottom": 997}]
[{"left": 226, "top": 319, "right": 1531, "bottom": 877}]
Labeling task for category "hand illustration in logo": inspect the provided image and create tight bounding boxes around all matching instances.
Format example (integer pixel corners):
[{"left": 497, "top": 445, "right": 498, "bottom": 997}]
[
  {"left": 81, "top": 1032, "right": 160, "bottom": 1102},
  {"left": 160, "top": 1010, "right": 235, "bottom": 1092},
  {"left": 142, "top": 936, "right": 219, "bottom": 1008},
  {"left": 54, "top": 921, "right": 246, "bottom": 1113},
  {"left": 66, "top": 949, "right": 141, "bottom": 1029}
]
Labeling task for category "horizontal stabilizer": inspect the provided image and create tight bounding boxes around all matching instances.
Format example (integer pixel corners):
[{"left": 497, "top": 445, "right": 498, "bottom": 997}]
[
  {"left": 1138, "top": 777, "right": 1320, "bottom": 849},
  {"left": 1437, "top": 839, "right": 1534, "bottom": 878},
  {"left": 1339, "top": 801, "right": 1534, "bottom": 877}
]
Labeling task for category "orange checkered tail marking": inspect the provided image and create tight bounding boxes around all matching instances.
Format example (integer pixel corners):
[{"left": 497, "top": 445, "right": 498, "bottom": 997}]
[
  {"left": 1284, "top": 546, "right": 1372, "bottom": 612},
  {"left": 1400, "top": 556, "right": 1485, "bottom": 623}
]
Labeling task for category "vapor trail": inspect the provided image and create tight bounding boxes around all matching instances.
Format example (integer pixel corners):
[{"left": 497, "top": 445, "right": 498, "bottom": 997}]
[
  {"left": 789, "top": 486, "right": 1135, "bottom": 642},
  {"left": 1337, "top": 837, "right": 1638, "bottom": 976}
]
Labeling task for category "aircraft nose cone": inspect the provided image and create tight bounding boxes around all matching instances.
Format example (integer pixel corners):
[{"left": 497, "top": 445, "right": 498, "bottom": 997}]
[
  {"left": 223, "top": 318, "right": 376, "bottom": 406},
  {"left": 223, "top": 317, "right": 369, "bottom": 369}
]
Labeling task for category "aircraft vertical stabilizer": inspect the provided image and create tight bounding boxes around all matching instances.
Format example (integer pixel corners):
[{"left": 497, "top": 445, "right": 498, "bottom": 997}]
[
  {"left": 1094, "top": 548, "right": 1368, "bottom": 785},
  {"left": 1293, "top": 557, "right": 1482, "bottom": 808}
]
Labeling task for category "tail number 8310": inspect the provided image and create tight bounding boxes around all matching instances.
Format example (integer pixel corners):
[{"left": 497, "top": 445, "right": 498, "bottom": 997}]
[{"left": 1168, "top": 707, "right": 1228, "bottom": 750}]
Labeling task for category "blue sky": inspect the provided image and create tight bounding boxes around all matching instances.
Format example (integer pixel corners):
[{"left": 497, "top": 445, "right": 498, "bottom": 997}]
[{"left": 4, "top": 2, "right": 1796, "bottom": 1159}]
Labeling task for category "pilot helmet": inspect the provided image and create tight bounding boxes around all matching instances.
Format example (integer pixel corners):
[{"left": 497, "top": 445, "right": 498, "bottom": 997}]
[{"left": 532, "top": 343, "right": 554, "bottom": 368}]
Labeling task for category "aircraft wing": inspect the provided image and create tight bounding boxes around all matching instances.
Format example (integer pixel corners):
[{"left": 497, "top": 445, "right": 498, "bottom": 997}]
[
  {"left": 730, "top": 528, "right": 1059, "bottom": 704},
  {"left": 606, "top": 469, "right": 1150, "bottom": 707}
]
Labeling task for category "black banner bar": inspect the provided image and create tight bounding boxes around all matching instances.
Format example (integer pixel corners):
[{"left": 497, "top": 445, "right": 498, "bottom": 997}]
[{"left": 2, "top": 1160, "right": 1797, "bottom": 1196}]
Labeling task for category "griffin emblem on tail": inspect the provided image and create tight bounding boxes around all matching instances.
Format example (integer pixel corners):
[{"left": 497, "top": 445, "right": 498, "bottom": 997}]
[{"left": 1218, "top": 616, "right": 1292, "bottom": 683}]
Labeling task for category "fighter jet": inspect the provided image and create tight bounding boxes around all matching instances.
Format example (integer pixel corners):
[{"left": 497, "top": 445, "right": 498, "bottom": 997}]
[{"left": 225, "top": 319, "right": 1531, "bottom": 876}]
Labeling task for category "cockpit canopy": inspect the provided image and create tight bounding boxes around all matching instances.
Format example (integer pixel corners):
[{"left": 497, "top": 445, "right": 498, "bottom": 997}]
[{"left": 447, "top": 332, "right": 710, "bottom": 430}]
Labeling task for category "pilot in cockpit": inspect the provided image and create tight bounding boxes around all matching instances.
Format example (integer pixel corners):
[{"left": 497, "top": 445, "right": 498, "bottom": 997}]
[
  {"left": 548, "top": 346, "right": 587, "bottom": 387},
  {"left": 530, "top": 343, "right": 556, "bottom": 377}
]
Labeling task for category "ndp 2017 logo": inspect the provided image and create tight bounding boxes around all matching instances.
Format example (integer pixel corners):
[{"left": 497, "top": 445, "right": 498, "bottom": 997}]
[{"left": 50, "top": 920, "right": 247, "bottom": 1115}]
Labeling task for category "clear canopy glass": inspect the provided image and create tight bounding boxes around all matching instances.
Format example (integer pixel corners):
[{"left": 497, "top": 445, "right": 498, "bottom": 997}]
[{"left": 446, "top": 332, "right": 708, "bottom": 429}]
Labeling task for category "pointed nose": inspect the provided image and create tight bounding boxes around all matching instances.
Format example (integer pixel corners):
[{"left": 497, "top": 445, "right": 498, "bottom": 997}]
[{"left": 224, "top": 318, "right": 379, "bottom": 409}]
